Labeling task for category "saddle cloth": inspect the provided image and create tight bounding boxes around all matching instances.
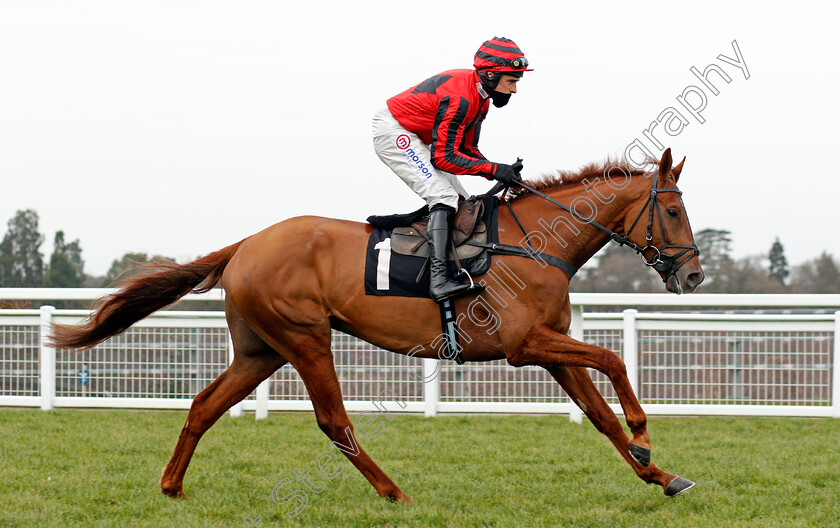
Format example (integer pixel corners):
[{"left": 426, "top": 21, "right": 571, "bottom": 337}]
[{"left": 364, "top": 196, "right": 499, "bottom": 298}]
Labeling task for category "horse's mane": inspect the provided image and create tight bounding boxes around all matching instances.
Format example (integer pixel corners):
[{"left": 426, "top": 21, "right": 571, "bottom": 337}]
[{"left": 515, "top": 158, "right": 651, "bottom": 198}]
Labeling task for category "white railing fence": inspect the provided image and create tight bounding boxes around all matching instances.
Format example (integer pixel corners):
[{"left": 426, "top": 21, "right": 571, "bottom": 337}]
[{"left": 1, "top": 289, "right": 839, "bottom": 420}]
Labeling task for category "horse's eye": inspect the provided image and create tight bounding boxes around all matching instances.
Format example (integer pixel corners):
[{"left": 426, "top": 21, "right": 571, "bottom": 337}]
[{"left": 666, "top": 209, "right": 679, "bottom": 219}]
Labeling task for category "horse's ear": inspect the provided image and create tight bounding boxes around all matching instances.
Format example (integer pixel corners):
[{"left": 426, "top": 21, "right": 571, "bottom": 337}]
[
  {"left": 671, "top": 156, "right": 686, "bottom": 183},
  {"left": 658, "top": 148, "right": 673, "bottom": 185}
]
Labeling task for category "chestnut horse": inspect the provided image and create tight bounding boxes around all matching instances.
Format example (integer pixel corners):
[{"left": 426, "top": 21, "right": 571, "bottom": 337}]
[{"left": 51, "top": 148, "right": 703, "bottom": 502}]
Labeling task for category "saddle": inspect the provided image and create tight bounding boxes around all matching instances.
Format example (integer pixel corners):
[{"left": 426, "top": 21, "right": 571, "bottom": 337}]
[
  {"left": 367, "top": 197, "right": 487, "bottom": 262},
  {"left": 364, "top": 195, "right": 499, "bottom": 298}
]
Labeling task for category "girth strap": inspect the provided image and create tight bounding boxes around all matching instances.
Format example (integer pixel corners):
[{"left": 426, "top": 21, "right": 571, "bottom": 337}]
[
  {"left": 463, "top": 240, "right": 578, "bottom": 277},
  {"left": 461, "top": 197, "right": 578, "bottom": 277}
]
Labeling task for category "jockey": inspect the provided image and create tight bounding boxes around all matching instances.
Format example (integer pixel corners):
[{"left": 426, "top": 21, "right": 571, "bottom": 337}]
[{"left": 373, "top": 36, "right": 532, "bottom": 303}]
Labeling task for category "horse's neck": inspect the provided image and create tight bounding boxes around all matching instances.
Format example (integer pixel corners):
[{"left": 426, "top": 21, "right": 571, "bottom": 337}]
[{"left": 532, "top": 176, "right": 648, "bottom": 268}]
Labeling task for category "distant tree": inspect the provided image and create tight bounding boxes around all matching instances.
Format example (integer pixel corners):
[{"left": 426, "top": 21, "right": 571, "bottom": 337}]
[
  {"left": 43, "top": 253, "right": 78, "bottom": 287},
  {"left": 572, "top": 243, "right": 661, "bottom": 293},
  {"left": 694, "top": 228, "right": 733, "bottom": 291},
  {"left": 83, "top": 274, "right": 106, "bottom": 288},
  {"left": 59, "top": 233, "right": 85, "bottom": 284},
  {"left": 767, "top": 238, "right": 789, "bottom": 286},
  {"left": 43, "top": 231, "right": 84, "bottom": 287},
  {"left": 789, "top": 260, "right": 817, "bottom": 293},
  {"left": 0, "top": 209, "right": 45, "bottom": 287},
  {"left": 813, "top": 252, "right": 840, "bottom": 293},
  {"left": 0, "top": 238, "right": 10, "bottom": 286},
  {"left": 104, "top": 252, "right": 175, "bottom": 286},
  {"left": 695, "top": 228, "right": 732, "bottom": 265},
  {"left": 722, "top": 256, "right": 782, "bottom": 293},
  {"left": 788, "top": 253, "right": 840, "bottom": 293}
]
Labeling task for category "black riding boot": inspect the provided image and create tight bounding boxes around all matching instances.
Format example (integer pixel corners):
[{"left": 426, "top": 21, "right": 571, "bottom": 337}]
[{"left": 427, "top": 205, "right": 482, "bottom": 303}]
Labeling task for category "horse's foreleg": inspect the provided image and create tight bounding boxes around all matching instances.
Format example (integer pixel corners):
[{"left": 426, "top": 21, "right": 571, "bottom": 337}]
[
  {"left": 547, "top": 366, "right": 677, "bottom": 490},
  {"left": 509, "top": 323, "right": 693, "bottom": 496},
  {"left": 509, "top": 323, "right": 649, "bottom": 445},
  {"left": 291, "top": 335, "right": 411, "bottom": 504},
  {"left": 508, "top": 323, "right": 650, "bottom": 440},
  {"left": 160, "top": 312, "right": 287, "bottom": 499}
]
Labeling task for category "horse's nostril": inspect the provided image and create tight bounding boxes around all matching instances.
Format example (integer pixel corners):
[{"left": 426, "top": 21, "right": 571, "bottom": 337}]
[{"left": 687, "top": 272, "right": 704, "bottom": 286}]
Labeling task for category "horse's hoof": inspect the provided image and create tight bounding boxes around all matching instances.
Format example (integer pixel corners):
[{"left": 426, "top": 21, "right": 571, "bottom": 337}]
[
  {"left": 629, "top": 443, "right": 651, "bottom": 467},
  {"left": 664, "top": 476, "right": 695, "bottom": 497},
  {"left": 385, "top": 490, "right": 412, "bottom": 504},
  {"left": 161, "top": 487, "right": 188, "bottom": 499}
]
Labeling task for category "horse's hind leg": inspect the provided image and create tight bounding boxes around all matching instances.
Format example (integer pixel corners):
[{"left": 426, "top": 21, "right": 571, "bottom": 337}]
[
  {"left": 548, "top": 366, "right": 693, "bottom": 496},
  {"left": 288, "top": 331, "right": 411, "bottom": 503},
  {"left": 160, "top": 306, "right": 286, "bottom": 498}
]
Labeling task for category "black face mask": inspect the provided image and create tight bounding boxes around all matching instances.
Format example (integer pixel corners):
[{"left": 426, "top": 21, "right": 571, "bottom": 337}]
[{"left": 490, "top": 91, "right": 511, "bottom": 108}]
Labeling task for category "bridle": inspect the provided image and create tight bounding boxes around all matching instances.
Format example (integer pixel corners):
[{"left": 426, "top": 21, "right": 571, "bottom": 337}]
[
  {"left": 501, "top": 171, "right": 700, "bottom": 284},
  {"left": 614, "top": 175, "right": 700, "bottom": 282}
]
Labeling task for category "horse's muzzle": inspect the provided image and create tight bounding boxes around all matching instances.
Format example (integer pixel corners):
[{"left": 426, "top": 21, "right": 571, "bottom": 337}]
[{"left": 666, "top": 263, "right": 704, "bottom": 294}]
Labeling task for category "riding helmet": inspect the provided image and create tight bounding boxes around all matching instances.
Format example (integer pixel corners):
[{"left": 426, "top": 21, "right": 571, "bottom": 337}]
[{"left": 474, "top": 37, "right": 533, "bottom": 90}]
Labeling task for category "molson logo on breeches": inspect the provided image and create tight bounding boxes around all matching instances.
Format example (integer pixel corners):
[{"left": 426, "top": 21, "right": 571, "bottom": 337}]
[{"left": 395, "top": 134, "right": 434, "bottom": 180}]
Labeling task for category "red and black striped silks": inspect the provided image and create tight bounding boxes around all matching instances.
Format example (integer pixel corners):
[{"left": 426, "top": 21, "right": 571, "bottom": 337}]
[{"left": 386, "top": 69, "right": 498, "bottom": 178}]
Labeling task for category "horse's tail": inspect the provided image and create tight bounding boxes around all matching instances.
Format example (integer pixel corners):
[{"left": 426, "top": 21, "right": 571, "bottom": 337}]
[{"left": 49, "top": 239, "right": 246, "bottom": 350}]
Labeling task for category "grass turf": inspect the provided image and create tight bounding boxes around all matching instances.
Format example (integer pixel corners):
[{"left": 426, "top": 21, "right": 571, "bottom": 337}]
[{"left": 0, "top": 409, "right": 837, "bottom": 527}]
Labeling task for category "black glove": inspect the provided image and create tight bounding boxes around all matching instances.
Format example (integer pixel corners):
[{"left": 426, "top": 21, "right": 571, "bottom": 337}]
[{"left": 493, "top": 158, "right": 524, "bottom": 185}]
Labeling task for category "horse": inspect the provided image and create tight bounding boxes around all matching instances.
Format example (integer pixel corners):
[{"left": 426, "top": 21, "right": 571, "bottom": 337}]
[{"left": 50, "top": 147, "right": 704, "bottom": 502}]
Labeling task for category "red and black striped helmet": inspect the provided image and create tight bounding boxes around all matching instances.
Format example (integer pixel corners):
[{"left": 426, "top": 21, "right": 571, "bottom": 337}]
[{"left": 474, "top": 37, "right": 533, "bottom": 77}]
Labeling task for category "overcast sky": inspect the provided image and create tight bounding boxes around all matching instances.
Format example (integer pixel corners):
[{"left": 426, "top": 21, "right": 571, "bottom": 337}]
[{"left": 1, "top": 1, "right": 838, "bottom": 277}]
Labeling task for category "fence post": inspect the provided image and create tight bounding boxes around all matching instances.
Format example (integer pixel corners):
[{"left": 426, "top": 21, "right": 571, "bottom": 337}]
[
  {"left": 424, "top": 358, "right": 439, "bottom": 417},
  {"left": 255, "top": 379, "right": 269, "bottom": 420},
  {"left": 40, "top": 305, "right": 56, "bottom": 411},
  {"left": 623, "top": 309, "right": 639, "bottom": 396},
  {"left": 227, "top": 330, "right": 243, "bottom": 418},
  {"left": 569, "top": 304, "right": 584, "bottom": 424},
  {"left": 834, "top": 311, "right": 840, "bottom": 418}
]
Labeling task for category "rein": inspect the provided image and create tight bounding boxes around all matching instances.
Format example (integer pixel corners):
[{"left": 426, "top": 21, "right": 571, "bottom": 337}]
[{"left": 497, "top": 174, "right": 700, "bottom": 284}]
